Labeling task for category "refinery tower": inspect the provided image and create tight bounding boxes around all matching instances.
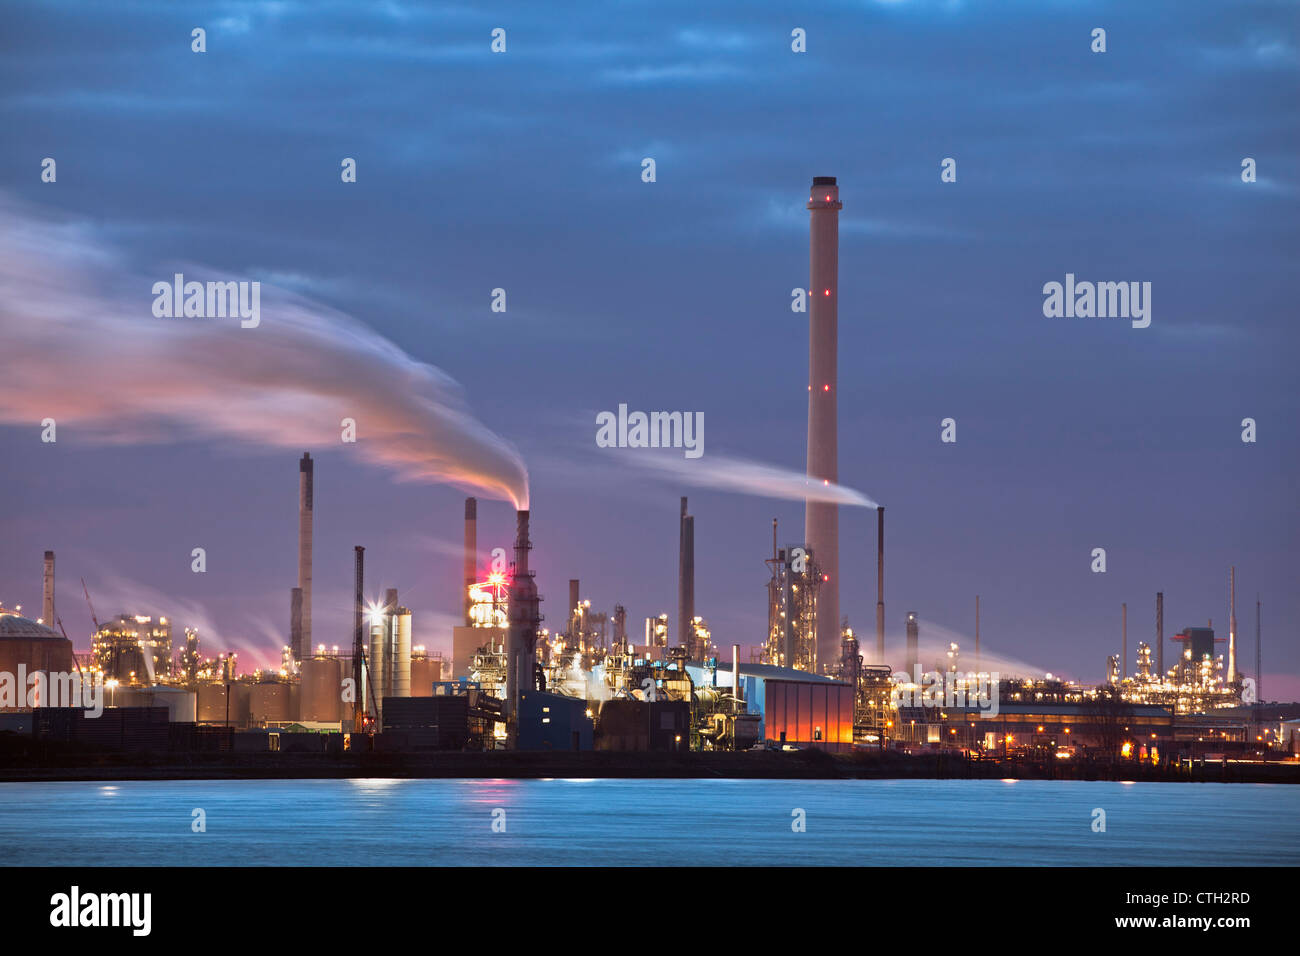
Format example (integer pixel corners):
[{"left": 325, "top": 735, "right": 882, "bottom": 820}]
[{"left": 806, "top": 176, "right": 841, "bottom": 666}]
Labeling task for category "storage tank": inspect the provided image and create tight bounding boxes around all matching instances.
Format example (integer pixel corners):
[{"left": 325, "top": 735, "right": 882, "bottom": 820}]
[
  {"left": 0, "top": 611, "right": 73, "bottom": 711},
  {"left": 196, "top": 683, "right": 228, "bottom": 723},
  {"left": 117, "top": 685, "right": 196, "bottom": 722},
  {"left": 300, "top": 655, "right": 343, "bottom": 722},
  {"left": 368, "top": 623, "right": 385, "bottom": 716},
  {"left": 249, "top": 682, "right": 291, "bottom": 725},
  {"left": 391, "top": 608, "right": 412, "bottom": 698},
  {"left": 410, "top": 653, "right": 440, "bottom": 696},
  {"left": 196, "top": 682, "right": 252, "bottom": 727}
]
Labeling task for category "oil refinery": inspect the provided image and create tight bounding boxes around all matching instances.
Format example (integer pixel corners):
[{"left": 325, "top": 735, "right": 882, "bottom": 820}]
[{"left": 0, "top": 178, "right": 1293, "bottom": 769}]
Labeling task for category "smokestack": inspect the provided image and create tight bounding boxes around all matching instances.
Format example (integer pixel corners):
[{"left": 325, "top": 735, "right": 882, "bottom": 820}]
[
  {"left": 514, "top": 509, "right": 531, "bottom": 576},
  {"left": 463, "top": 498, "right": 477, "bottom": 625},
  {"left": 1228, "top": 566, "right": 1237, "bottom": 683},
  {"left": 42, "top": 550, "right": 54, "bottom": 624},
  {"left": 1256, "top": 595, "right": 1261, "bottom": 710},
  {"left": 352, "top": 545, "right": 365, "bottom": 728},
  {"left": 875, "top": 507, "right": 885, "bottom": 665},
  {"left": 290, "top": 587, "right": 303, "bottom": 661},
  {"left": 613, "top": 604, "right": 626, "bottom": 651},
  {"left": 975, "top": 595, "right": 981, "bottom": 674},
  {"left": 905, "top": 611, "right": 919, "bottom": 681},
  {"left": 296, "top": 453, "right": 313, "bottom": 662},
  {"left": 507, "top": 510, "right": 540, "bottom": 734},
  {"left": 569, "top": 579, "right": 580, "bottom": 637},
  {"left": 732, "top": 643, "right": 740, "bottom": 703},
  {"left": 805, "top": 176, "right": 841, "bottom": 666},
  {"left": 679, "top": 497, "right": 695, "bottom": 657},
  {"left": 1156, "top": 592, "right": 1164, "bottom": 679},
  {"left": 1121, "top": 602, "right": 1127, "bottom": 681}
]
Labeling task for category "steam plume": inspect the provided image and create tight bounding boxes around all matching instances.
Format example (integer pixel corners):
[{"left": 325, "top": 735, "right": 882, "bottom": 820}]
[
  {"left": 634, "top": 453, "right": 878, "bottom": 508},
  {"left": 0, "top": 198, "right": 528, "bottom": 509}
]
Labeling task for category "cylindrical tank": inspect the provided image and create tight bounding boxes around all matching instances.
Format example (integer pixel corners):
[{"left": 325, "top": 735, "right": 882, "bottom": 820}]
[
  {"left": 0, "top": 614, "right": 73, "bottom": 709},
  {"left": 118, "top": 685, "right": 197, "bottom": 722},
  {"left": 391, "top": 609, "right": 411, "bottom": 698},
  {"left": 299, "top": 655, "right": 342, "bottom": 722},
  {"left": 368, "top": 623, "right": 385, "bottom": 713},
  {"left": 249, "top": 682, "right": 291, "bottom": 725},
  {"left": 196, "top": 682, "right": 251, "bottom": 727},
  {"left": 196, "top": 683, "right": 228, "bottom": 723},
  {"left": 410, "top": 655, "right": 440, "bottom": 696}
]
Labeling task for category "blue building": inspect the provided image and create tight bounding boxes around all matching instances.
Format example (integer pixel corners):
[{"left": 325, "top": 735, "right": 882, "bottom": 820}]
[{"left": 517, "top": 690, "right": 593, "bottom": 751}]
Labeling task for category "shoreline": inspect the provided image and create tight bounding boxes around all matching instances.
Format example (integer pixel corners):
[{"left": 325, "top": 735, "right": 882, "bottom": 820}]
[{"left": 1, "top": 750, "right": 1297, "bottom": 784}]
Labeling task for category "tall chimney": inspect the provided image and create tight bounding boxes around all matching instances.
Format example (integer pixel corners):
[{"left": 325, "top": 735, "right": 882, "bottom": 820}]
[
  {"left": 678, "top": 497, "right": 695, "bottom": 657},
  {"left": 875, "top": 507, "right": 885, "bottom": 665},
  {"left": 463, "top": 498, "right": 477, "bottom": 625},
  {"left": 1255, "top": 595, "right": 1262, "bottom": 710},
  {"left": 905, "top": 611, "right": 919, "bottom": 681},
  {"left": 506, "top": 510, "right": 540, "bottom": 733},
  {"left": 568, "top": 579, "right": 580, "bottom": 638},
  {"left": 290, "top": 587, "right": 303, "bottom": 660},
  {"left": 514, "top": 509, "right": 531, "bottom": 576},
  {"left": 1121, "top": 602, "right": 1127, "bottom": 681},
  {"left": 732, "top": 643, "right": 741, "bottom": 704},
  {"left": 296, "top": 453, "right": 313, "bottom": 662},
  {"left": 805, "top": 176, "right": 841, "bottom": 666},
  {"left": 352, "top": 545, "right": 365, "bottom": 728},
  {"left": 1228, "top": 566, "right": 1237, "bottom": 683},
  {"left": 975, "top": 594, "right": 981, "bottom": 674},
  {"left": 42, "top": 550, "right": 54, "bottom": 624},
  {"left": 1156, "top": 592, "right": 1164, "bottom": 679}
]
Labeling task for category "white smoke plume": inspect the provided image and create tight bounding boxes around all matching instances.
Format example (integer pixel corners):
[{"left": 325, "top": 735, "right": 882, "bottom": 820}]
[
  {"left": 894, "top": 617, "right": 1052, "bottom": 681},
  {"left": 633, "top": 453, "right": 878, "bottom": 508},
  {"left": 0, "top": 197, "right": 529, "bottom": 509}
]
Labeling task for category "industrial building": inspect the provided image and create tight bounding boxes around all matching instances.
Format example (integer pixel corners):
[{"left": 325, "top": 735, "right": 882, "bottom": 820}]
[{"left": 689, "top": 661, "right": 854, "bottom": 752}]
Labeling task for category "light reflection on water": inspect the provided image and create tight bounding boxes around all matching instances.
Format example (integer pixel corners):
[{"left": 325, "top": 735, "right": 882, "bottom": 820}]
[{"left": 0, "top": 778, "right": 1295, "bottom": 867}]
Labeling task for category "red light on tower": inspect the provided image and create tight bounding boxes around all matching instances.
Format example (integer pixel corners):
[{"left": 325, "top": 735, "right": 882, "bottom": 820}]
[
  {"left": 823, "top": 384, "right": 829, "bottom": 391},
  {"left": 823, "top": 289, "right": 831, "bottom": 296}
]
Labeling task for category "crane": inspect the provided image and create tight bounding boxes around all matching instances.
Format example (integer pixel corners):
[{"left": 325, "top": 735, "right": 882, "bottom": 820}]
[{"left": 80, "top": 578, "right": 101, "bottom": 632}]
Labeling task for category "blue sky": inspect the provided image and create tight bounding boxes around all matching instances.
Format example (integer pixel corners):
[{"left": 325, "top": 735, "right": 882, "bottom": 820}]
[{"left": 1, "top": 0, "right": 1297, "bottom": 693}]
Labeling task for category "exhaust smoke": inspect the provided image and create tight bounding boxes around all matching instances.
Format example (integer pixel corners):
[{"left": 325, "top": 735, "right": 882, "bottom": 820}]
[{"left": 0, "top": 198, "right": 529, "bottom": 509}]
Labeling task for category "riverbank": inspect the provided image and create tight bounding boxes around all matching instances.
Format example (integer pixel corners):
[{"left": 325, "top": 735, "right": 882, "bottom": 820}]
[{"left": 2, "top": 747, "right": 1297, "bottom": 783}]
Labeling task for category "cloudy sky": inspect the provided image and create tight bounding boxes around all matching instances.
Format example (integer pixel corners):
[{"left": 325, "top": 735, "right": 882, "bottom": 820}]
[{"left": 1, "top": 0, "right": 1296, "bottom": 695}]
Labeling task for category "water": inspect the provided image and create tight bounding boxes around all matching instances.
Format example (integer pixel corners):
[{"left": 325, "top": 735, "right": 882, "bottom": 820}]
[{"left": 1, "top": 778, "right": 1295, "bottom": 866}]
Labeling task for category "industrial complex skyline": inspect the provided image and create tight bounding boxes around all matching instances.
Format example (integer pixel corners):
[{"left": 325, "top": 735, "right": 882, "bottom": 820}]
[{"left": 0, "top": 0, "right": 1296, "bottom": 697}]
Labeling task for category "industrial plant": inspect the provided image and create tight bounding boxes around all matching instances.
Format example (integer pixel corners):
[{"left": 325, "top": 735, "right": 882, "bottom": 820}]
[{"left": 0, "top": 178, "right": 1293, "bottom": 769}]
